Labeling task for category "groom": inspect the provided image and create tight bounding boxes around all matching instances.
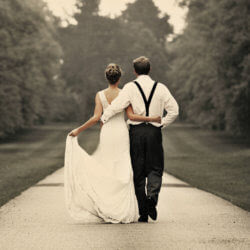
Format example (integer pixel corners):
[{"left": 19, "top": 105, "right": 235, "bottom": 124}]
[{"left": 101, "top": 56, "right": 179, "bottom": 222}]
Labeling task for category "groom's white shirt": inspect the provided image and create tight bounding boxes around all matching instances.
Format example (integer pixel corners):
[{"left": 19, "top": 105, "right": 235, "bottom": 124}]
[{"left": 101, "top": 75, "right": 179, "bottom": 128}]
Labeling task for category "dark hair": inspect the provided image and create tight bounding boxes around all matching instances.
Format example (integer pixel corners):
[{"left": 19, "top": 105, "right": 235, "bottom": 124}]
[
  {"left": 133, "top": 56, "right": 150, "bottom": 75},
  {"left": 105, "top": 63, "right": 122, "bottom": 85}
]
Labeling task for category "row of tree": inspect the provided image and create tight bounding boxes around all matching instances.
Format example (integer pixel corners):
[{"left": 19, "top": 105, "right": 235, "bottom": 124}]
[
  {"left": 60, "top": 0, "right": 249, "bottom": 136},
  {"left": 169, "top": 0, "right": 249, "bottom": 136},
  {"left": 1, "top": 0, "right": 248, "bottom": 137},
  {"left": 0, "top": 0, "right": 172, "bottom": 137},
  {"left": 59, "top": 0, "right": 173, "bottom": 120},
  {"left": 0, "top": 0, "right": 72, "bottom": 137}
]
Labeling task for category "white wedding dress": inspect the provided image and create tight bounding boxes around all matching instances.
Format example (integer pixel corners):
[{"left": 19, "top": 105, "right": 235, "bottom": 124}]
[{"left": 64, "top": 90, "right": 139, "bottom": 223}]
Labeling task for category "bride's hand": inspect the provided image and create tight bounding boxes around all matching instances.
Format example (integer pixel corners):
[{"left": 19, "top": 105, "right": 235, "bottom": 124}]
[
  {"left": 151, "top": 116, "right": 161, "bottom": 123},
  {"left": 69, "top": 128, "right": 80, "bottom": 137}
]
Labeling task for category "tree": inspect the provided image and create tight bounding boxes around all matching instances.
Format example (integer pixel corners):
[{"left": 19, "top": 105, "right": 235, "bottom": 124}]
[
  {"left": 121, "top": 0, "right": 173, "bottom": 44},
  {"left": 169, "top": 0, "right": 250, "bottom": 136},
  {"left": 0, "top": 0, "right": 66, "bottom": 137}
]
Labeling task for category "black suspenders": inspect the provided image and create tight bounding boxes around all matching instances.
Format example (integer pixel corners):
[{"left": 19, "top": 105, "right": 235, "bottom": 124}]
[{"left": 134, "top": 80, "right": 158, "bottom": 116}]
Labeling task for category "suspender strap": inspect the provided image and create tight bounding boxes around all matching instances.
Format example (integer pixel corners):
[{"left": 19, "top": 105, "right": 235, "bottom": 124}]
[
  {"left": 134, "top": 80, "right": 158, "bottom": 116},
  {"left": 147, "top": 81, "right": 158, "bottom": 112},
  {"left": 133, "top": 81, "right": 147, "bottom": 112}
]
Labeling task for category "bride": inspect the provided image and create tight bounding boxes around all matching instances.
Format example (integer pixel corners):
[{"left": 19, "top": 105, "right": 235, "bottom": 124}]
[{"left": 64, "top": 63, "right": 161, "bottom": 223}]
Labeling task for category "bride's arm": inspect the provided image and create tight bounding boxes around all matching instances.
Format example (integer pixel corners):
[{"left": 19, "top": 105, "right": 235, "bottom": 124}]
[
  {"left": 126, "top": 105, "right": 161, "bottom": 123},
  {"left": 69, "top": 93, "right": 103, "bottom": 136}
]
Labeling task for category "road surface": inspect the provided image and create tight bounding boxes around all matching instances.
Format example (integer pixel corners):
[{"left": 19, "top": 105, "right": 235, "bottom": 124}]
[{"left": 0, "top": 168, "right": 249, "bottom": 250}]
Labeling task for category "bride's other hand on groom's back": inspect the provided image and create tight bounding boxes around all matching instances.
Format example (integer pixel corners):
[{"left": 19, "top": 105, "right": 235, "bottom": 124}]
[
  {"left": 126, "top": 105, "right": 161, "bottom": 124},
  {"left": 151, "top": 116, "right": 161, "bottom": 124}
]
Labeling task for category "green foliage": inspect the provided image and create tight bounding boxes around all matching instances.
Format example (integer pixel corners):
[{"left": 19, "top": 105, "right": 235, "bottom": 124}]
[
  {"left": 59, "top": 0, "right": 173, "bottom": 120},
  {"left": 169, "top": 0, "right": 250, "bottom": 136},
  {"left": 0, "top": 0, "right": 66, "bottom": 137}
]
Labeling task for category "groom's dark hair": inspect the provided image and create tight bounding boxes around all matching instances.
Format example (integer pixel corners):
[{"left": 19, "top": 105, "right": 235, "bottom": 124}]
[{"left": 133, "top": 56, "right": 150, "bottom": 75}]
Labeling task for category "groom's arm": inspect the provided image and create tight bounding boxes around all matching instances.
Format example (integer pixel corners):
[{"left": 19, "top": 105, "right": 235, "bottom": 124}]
[
  {"left": 101, "top": 84, "right": 131, "bottom": 124},
  {"left": 161, "top": 85, "right": 179, "bottom": 128}
]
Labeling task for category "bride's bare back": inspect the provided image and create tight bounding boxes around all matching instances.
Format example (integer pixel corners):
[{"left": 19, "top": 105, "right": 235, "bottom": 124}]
[{"left": 103, "top": 88, "right": 120, "bottom": 105}]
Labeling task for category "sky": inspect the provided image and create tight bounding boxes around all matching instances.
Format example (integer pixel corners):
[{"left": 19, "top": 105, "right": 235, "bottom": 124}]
[{"left": 44, "top": 0, "right": 187, "bottom": 34}]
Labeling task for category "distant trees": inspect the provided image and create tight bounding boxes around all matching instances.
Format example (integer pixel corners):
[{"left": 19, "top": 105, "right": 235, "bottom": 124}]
[
  {"left": 169, "top": 0, "right": 250, "bottom": 136},
  {"left": 122, "top": 0, "right": 173, "bottom": 44},
  {"left": 59, "top": 0, "right": 173, "bottom": 120},
  {"left": 0, "top": 0, "right": 68, "bottom": 137},
  {"left": 1, "top": 0, "right": 248, "bottom": 138}
]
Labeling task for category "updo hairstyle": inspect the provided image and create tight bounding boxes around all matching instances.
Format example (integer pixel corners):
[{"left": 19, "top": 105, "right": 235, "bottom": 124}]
[{"left": 105, "top": 63, "right": 122, "bottom": 85}]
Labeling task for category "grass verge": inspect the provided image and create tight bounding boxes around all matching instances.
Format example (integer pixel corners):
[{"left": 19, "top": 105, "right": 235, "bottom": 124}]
[
  {"left": 0, "top": 123, "right": 74, "bottom": 206},
  {"left": 163, "top": 123, "right": 250, "bottom": 211}
]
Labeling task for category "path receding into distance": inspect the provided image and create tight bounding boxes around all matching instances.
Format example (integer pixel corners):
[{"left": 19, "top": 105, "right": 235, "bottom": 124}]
[{"left": 0, "top": 168, "right": 249, "bottom": 250}]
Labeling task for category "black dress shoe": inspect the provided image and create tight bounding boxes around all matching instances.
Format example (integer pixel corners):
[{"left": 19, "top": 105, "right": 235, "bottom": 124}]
[
  {"left": 138, "top": 215, "right": 148, "bottom": 223},
  {"left": 147, "top": 198, "right": 157, "bottom": 221}
]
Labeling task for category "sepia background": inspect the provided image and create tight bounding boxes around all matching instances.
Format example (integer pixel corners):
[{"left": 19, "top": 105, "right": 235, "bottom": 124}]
[{"left": 0, "top": 1, "right": 249, "bottom": 247}]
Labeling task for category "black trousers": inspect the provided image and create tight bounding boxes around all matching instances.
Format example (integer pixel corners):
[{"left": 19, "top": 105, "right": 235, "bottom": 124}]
[{"left": 129, "top": 123, "right": 164, "bottom": 216}]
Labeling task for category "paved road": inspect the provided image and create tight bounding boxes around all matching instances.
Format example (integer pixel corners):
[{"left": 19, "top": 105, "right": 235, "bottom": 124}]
[{"left": 0, "top": 168, "right": 249, "bottom": 250}]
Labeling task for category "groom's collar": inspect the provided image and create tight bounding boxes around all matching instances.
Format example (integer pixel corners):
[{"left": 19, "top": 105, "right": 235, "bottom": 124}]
[{"left": 135, "top": 74, "right": 152, "bottom": 81}]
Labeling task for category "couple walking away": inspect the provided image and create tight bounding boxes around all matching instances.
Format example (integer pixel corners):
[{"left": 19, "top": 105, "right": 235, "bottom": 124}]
[{"left": 64, "top": 56, "right": 179, "bottom": 223}]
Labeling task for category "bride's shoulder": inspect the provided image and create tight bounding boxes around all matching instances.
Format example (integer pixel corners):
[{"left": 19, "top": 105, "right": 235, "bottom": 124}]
[
  {"left": 96, "top": 88, "right": 107, "bottom": 97},
  {"left": 95, "top": 89, "right": 104, "bottom": 100}
]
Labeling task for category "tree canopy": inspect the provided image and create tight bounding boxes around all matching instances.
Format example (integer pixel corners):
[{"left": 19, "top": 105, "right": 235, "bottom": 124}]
[
  {"left": 169, "top": 0, "right": 250, "bottom": 136},
  {"left": 0, "top": 0, "right": 68, "bottom": 137}
]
